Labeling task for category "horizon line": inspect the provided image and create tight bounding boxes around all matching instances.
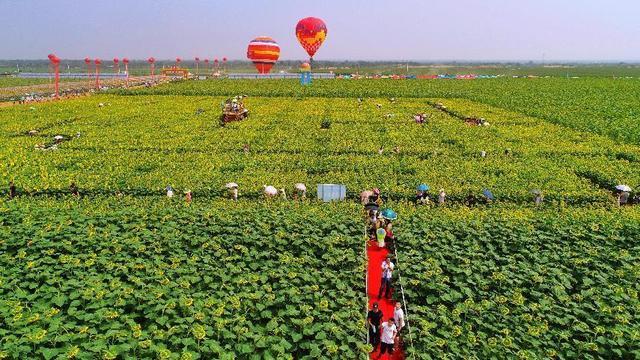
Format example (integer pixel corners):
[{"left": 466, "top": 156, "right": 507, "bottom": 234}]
[{"left": 2, "top": 59, "right": 640, "bottom": 64}]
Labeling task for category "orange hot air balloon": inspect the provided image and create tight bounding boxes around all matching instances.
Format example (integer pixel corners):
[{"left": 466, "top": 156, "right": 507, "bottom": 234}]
[
  {"left": 247, "top": 36, "right": 280, "bottom": 74},
  {"left": 296, "top": 17, "right": 327, "bottom": 59}
]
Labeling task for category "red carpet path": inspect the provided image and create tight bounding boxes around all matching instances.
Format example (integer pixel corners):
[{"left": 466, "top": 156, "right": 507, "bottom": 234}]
[{"left": 367, "top": 241, "right": 405, "bottom": 360}]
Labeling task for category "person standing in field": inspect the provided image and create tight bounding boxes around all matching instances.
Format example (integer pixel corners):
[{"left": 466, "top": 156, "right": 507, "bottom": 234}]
[
  {"left": 70, "top": 182, "right": 79, "bottom": 197},
  {"left": 370, "top": 188, "right": 382, "bottom": 205},
  {"left": 534, "top": 192, "right": 544, "bottom": 206},
  {"left": 378, "top": 255, "right": 394, "bottom": 299},
  {"left": 9, "top": 181, "right": 16, "bottom": 199},
  {"left": 377, "top": 318, "right": 397, "bottom": 359},
  {"left": 384, "top": 221, "right": 396, "bottom": 252},
  {"left": 415, "top": 189, "right": 429, "bottom": 205},
  {"left": 367, "top": 302, "right": 383, "bottom": 352},
  {"left": 394, "top": 302, "right": 405, "bottom": 333},
  {"left": 185, "top": 190, "right": 192, "bottom": 204},
  {"left": 438, "top": 188, "right": 446, "bottom": 205},
  {"left": 619, "top": 191, "right": 630, "bottom": 206},
  {"left": 367, "top": 209, "right": 378, "bottom": 238}
]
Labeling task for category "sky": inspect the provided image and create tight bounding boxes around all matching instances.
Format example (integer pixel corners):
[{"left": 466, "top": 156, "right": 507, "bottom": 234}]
[{"left": 1, "top": 0, "right": 639, "bottom": 61}]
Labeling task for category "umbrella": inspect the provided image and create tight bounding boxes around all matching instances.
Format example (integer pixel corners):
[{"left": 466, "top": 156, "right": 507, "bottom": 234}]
[
  {"left": 417, "top": 184, "right": 430, "bottom": 192},
  {"left": 380, "top": 208, "right": 398, "bottom": 221},
  {"left": 225, "top": 182, "right": 238, "bottom": 189},
  {"left": 482, "top": 189, "right": 495, "bottom": 200},
  {"left": 530, "top": 189, "right": 542, "bottom": 195},
  {"left": 615, "top": 185, "right": 632, "bottom": 192},
  {"left": 54, "top": 135, "right": 64, "bottom": 141},
  {"left": 295, "top": 183, "right": 307, "bottom": 192},
  {"left": 263, "top": 185, "right": 278, "bottom": 196}
]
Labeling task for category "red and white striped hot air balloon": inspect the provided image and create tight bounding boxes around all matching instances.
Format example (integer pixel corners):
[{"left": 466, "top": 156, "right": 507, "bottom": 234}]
[{"left": 247, "top": 36, "right": 280, "bottom": 74}]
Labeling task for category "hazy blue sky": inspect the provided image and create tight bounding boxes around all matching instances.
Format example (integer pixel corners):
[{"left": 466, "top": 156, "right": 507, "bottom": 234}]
[{"left": 1, "top": 0, "right": 638, "bottom": 61}]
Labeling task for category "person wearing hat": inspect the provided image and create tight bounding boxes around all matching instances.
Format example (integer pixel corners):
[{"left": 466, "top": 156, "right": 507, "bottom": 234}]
[
  {"left": 438, "top": 188, "right": 446, "bottom": 205},
  {"left": 615, "top": 185, "right": 632, "bottom": 206},
  {"left": 226, "top": 183, "right": 239, "bottom": 201},
  {"left": 378, "top": 255, "right": 394, "bottom": 299},
  {"left": 367, "top": 302, "right": 383, "bottom": 351}
]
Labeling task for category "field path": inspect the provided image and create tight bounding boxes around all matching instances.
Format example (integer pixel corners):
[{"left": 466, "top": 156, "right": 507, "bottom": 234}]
[
  {"left": 0, "top": 76, "right": 164, "bottom": 104},
  {"left": 367, "top": 240, "right": 405, "bottom": 360}
]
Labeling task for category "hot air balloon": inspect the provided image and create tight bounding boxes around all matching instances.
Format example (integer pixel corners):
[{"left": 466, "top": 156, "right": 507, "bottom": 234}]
[
  {"left": 296, "top": 17, "right": 327, "bottom": 59},
  {"left": 247, "top": 36, "right": 280, "bottom": 74}
]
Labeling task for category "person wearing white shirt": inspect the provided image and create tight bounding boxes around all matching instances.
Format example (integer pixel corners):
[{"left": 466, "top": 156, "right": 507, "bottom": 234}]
[
  {"left": 438, "top": 188, "right": 446, "bottom": 205},
  {"left": 378, "top": 256, "right": 394, "bottom": 299},
  {"left": 377, "top": 318, "right": 397, "bottom": 358},
  {"left": 394, "top": 302, "right": 405, "bottom": 332}
]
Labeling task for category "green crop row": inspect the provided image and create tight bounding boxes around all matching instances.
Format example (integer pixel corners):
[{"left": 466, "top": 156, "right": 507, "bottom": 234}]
[
  {"left": 115, "top": 78, "right": 640, "bottom": 144},
  {"left": 1, "top": 94, "right": 638, "bottom": 205},
  {"left": 0, "top": 198, "right": 368, "bottom": 359},
  {"left": 393, "top": 206, "right": 640, "bottom": 359}
]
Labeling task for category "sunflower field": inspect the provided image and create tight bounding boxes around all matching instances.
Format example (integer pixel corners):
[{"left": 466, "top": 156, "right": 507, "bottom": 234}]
[
  {"left": 1, "top": 78, "right": 640, "bottom": 358},
  {"left": 0, "top": 199, "right": 368, "bottom": 359}
]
